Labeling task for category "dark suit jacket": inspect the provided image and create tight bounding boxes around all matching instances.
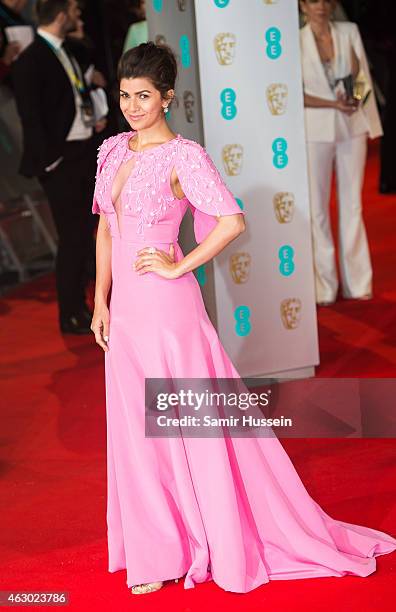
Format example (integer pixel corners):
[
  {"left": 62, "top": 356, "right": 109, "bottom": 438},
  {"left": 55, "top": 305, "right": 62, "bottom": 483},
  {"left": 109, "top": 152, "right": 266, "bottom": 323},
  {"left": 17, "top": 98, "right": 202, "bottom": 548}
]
[{"left": 11, "top": 36, "right": 87, "bottom": 177}]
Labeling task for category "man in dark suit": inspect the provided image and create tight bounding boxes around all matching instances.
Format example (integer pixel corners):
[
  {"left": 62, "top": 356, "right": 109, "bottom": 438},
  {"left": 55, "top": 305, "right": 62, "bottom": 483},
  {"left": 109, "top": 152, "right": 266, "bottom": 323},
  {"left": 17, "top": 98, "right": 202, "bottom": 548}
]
[{"left": 12, "top": 0, "right": 105, "bottom": 334}]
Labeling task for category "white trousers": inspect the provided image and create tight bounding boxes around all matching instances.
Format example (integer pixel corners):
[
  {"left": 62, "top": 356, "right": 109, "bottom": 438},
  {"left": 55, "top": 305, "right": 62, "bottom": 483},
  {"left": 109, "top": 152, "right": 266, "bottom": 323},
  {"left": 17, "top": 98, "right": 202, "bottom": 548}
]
[{"left": 306, "top": 134, "right": 372, "bottom": 302}]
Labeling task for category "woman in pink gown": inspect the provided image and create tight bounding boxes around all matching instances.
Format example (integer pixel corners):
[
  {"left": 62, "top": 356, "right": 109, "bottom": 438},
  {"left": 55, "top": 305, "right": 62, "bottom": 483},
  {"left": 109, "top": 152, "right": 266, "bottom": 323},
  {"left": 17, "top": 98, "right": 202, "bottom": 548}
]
[{"left": 91, "top": 42, "right": 396, "bottom": 595}]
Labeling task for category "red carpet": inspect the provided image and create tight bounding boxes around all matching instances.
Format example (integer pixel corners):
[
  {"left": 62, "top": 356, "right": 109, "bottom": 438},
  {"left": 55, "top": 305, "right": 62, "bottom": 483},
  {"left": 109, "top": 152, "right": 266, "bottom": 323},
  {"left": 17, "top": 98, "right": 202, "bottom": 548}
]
[{"left": 1, "top": 142, "right": 395, "bottom": 610}]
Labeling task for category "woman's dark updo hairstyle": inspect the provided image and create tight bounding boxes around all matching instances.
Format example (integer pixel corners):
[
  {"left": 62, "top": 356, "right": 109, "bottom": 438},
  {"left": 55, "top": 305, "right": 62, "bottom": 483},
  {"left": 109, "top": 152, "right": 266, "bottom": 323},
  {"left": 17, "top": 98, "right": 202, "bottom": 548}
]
[{"left": 118, "top": 42, "right": 178, "bottom": 105}]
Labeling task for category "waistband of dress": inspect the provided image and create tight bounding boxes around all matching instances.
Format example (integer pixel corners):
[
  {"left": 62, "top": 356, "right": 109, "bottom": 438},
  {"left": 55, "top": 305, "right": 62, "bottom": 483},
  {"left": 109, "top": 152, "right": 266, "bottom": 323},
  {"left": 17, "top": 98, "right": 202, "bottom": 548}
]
[{"left": 106, "top": 214, "right": 179, "bottom": 243}]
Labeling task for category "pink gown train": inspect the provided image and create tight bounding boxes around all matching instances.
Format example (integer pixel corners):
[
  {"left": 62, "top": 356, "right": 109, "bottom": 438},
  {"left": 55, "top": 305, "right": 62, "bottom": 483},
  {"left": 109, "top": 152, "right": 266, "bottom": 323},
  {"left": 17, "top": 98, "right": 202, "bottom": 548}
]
[{"left": 92, "top": 131, "right": 396, "bottom": 592}]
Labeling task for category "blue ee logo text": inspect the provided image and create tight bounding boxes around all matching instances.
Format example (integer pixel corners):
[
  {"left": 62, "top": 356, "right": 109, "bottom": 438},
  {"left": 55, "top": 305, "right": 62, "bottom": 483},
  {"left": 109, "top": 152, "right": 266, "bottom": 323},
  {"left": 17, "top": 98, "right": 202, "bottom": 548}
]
[
  {"left": 272, "top": 137, "right": 288, "bottom": 168},
  {"left": 220, "top": 88, "right": 237, "bottom": 120},
  {"left": 278, "top": 245, "right": 295, "bottom": 276},
  {"left": 234, "top": 305, "right": 251, "bottom": 337},
  {"left": 265, "top": 27, "right": 282, "bottom": 59},
  {"left": 179, "top": 35, "right": 191, "bottom": 68}
]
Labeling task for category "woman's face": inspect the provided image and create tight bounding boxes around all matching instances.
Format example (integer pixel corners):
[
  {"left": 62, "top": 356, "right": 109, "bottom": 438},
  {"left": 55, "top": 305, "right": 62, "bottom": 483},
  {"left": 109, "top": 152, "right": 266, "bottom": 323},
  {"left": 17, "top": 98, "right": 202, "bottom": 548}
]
[
  {"left": 119, "top": 77, "right": 171, "bottom": 130},
  {"left": 300, "top": 0, "right": 334, "bottom": 24},
  {"left": 137, "top": 0, "right": 146, "bottom": 21}
]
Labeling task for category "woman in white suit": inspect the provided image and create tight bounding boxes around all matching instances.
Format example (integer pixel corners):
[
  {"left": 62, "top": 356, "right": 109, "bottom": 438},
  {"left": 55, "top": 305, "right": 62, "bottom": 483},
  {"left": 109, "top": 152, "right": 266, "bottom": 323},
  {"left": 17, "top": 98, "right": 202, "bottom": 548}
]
[{"left": 299, "top": 0, "right": 382, "bottom": 305}]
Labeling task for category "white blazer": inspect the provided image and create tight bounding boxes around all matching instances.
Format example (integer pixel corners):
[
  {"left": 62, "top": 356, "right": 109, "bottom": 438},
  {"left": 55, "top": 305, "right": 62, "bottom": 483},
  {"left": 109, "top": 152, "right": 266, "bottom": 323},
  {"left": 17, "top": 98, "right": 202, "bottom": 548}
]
[{"left": 300, "top": 21, "right": 383, "bottom": 142}]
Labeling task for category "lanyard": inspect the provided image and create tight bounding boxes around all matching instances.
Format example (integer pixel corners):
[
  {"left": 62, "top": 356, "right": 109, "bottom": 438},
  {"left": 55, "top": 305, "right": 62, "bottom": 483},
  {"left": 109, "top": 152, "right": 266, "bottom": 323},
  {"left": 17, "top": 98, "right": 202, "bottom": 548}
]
[{"left": 38, "top": 34, "right": 86, "bottom": 94}]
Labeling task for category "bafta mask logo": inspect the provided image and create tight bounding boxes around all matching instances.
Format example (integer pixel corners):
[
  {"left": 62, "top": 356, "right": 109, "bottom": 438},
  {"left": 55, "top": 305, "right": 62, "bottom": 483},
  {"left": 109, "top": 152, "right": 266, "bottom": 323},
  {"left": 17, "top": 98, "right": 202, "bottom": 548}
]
[
  {"left": 177, "top": 0, "right": 187, "bottom": 10},
  {"left": 266, "top": 83, "right": 288, "bottom": 115},
  {"left": 214, "top": 33, "right": 236, "bottom": 66},
  {"left": 155, "top": 34, "right": 167, "bottom": 46},
  {"left": 183, "top": 90, "right": 195, "bottom": 123},
  {"left": 273, "top": 192, "right": 295, "bottom": 224},
  {"left": 222, "top": 144, "right": 243, "bottom": 176},
  {"left": 280, "top": 298, "right": 302, "bottom": 330},
  {"left": 263, "top": 0, "right": 279, "bottom": 4},
  {"left": 230, "top": 252, "right": 251, "bottom": 284}
]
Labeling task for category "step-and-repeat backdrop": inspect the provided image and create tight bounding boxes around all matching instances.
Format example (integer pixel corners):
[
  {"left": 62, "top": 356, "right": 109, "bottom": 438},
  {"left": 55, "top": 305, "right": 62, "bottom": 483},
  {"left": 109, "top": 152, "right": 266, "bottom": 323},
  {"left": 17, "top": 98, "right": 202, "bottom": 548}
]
[{"left": 147, "top": 0, "right": 319, "bottom": 377}]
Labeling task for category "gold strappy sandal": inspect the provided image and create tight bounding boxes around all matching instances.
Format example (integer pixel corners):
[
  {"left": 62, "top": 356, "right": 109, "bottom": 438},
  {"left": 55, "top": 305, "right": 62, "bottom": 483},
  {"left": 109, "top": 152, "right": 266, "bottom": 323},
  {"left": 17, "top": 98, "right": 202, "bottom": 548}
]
[{"left": 131, "top": 578, "right": 179, "bottom": 595}]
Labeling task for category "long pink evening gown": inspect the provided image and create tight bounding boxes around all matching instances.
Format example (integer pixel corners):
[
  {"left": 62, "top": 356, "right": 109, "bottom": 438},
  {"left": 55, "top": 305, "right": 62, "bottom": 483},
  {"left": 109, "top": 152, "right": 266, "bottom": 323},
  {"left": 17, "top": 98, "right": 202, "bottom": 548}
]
[{"left": 92, "top": 130, "right": 396, "bottom": 592}]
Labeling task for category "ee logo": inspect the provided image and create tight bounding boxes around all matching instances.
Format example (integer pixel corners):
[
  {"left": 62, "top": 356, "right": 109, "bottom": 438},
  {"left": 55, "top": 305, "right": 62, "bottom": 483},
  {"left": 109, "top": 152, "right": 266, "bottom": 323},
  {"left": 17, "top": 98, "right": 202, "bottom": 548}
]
[
  {"left": 272, "top": 138, "right": 288, "bottom": 168},
  {"left": 234, "top": 305, "right": 251, "bottom": 337},
  {"left": 196, "top": 264, "right": 207, "bottom": 287},
  {"left": 220, "top": 88, "right": 237, "bottom": 120},
  {"left": 278, "top": 245, "right": 295, "bottom": 276},
  {"left": 265, "top": 27, "right": 282, "bottom": 59},
  {"left": 152, "top": 0, "right": 163, "bottom": 12},
  {"left": 179, "top": 35, "right": 191, "bottom": 68},
  {"left": 214, "top": 0, "right": 230, "bottom": 7}
]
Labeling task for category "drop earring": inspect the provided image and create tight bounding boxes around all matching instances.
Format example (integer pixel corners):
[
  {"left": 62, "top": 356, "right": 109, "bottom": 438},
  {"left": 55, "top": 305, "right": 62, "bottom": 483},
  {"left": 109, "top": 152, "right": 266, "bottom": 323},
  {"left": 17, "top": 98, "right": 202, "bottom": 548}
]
[{"left": 164, "top": 106, "right": 169, "bottom": 113}]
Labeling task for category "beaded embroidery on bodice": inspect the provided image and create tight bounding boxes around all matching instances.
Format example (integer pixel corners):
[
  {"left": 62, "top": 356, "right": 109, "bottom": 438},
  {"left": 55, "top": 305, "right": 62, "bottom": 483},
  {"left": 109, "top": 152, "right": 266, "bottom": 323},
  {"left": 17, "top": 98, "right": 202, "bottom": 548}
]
[
  {"left": 93, "top": 130, "right": 243, "bottom": 241},
  {"left": 94, "top": 132, "right": 183, "bottom": 236}
]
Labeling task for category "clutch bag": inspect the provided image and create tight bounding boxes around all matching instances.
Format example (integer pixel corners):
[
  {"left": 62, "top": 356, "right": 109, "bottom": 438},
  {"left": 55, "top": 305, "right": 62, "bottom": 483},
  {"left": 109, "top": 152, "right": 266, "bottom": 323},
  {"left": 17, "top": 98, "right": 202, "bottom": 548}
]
[{"left": 353, "top": 69, "right": 372, "bottom": 105}]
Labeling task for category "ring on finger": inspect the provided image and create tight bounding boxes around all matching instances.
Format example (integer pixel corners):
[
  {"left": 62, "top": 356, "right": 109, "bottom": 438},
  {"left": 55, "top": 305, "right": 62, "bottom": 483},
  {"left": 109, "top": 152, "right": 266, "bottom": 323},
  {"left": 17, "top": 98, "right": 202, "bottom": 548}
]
[{"left": 148, "top": 246, "right": 156, "bottom": 255}]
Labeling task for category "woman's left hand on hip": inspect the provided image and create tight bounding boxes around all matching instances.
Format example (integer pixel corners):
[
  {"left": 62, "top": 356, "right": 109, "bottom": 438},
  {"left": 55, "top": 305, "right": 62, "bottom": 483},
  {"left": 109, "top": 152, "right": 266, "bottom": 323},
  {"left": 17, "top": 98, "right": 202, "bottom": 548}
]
[{"left": 134, "top": 244, "right": 181, "bottom": 279}]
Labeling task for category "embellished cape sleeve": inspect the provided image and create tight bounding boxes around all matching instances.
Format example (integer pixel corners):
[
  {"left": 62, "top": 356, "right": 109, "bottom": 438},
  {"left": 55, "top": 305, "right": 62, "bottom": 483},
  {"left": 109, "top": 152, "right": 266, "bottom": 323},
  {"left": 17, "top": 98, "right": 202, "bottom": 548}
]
[
  {"left": 92, "top": 132, "right": 130, "bottom": 214},
  {"left": 174, "top": 139, "right": 245, "bottom": 243}
]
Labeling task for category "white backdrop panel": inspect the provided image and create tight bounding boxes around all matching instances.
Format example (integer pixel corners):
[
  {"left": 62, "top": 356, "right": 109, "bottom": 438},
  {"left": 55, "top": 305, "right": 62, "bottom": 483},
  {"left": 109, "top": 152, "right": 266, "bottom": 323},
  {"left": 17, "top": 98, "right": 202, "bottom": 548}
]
[{"left": 194, "top": 0, "right": 319, "bottom": 376}]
